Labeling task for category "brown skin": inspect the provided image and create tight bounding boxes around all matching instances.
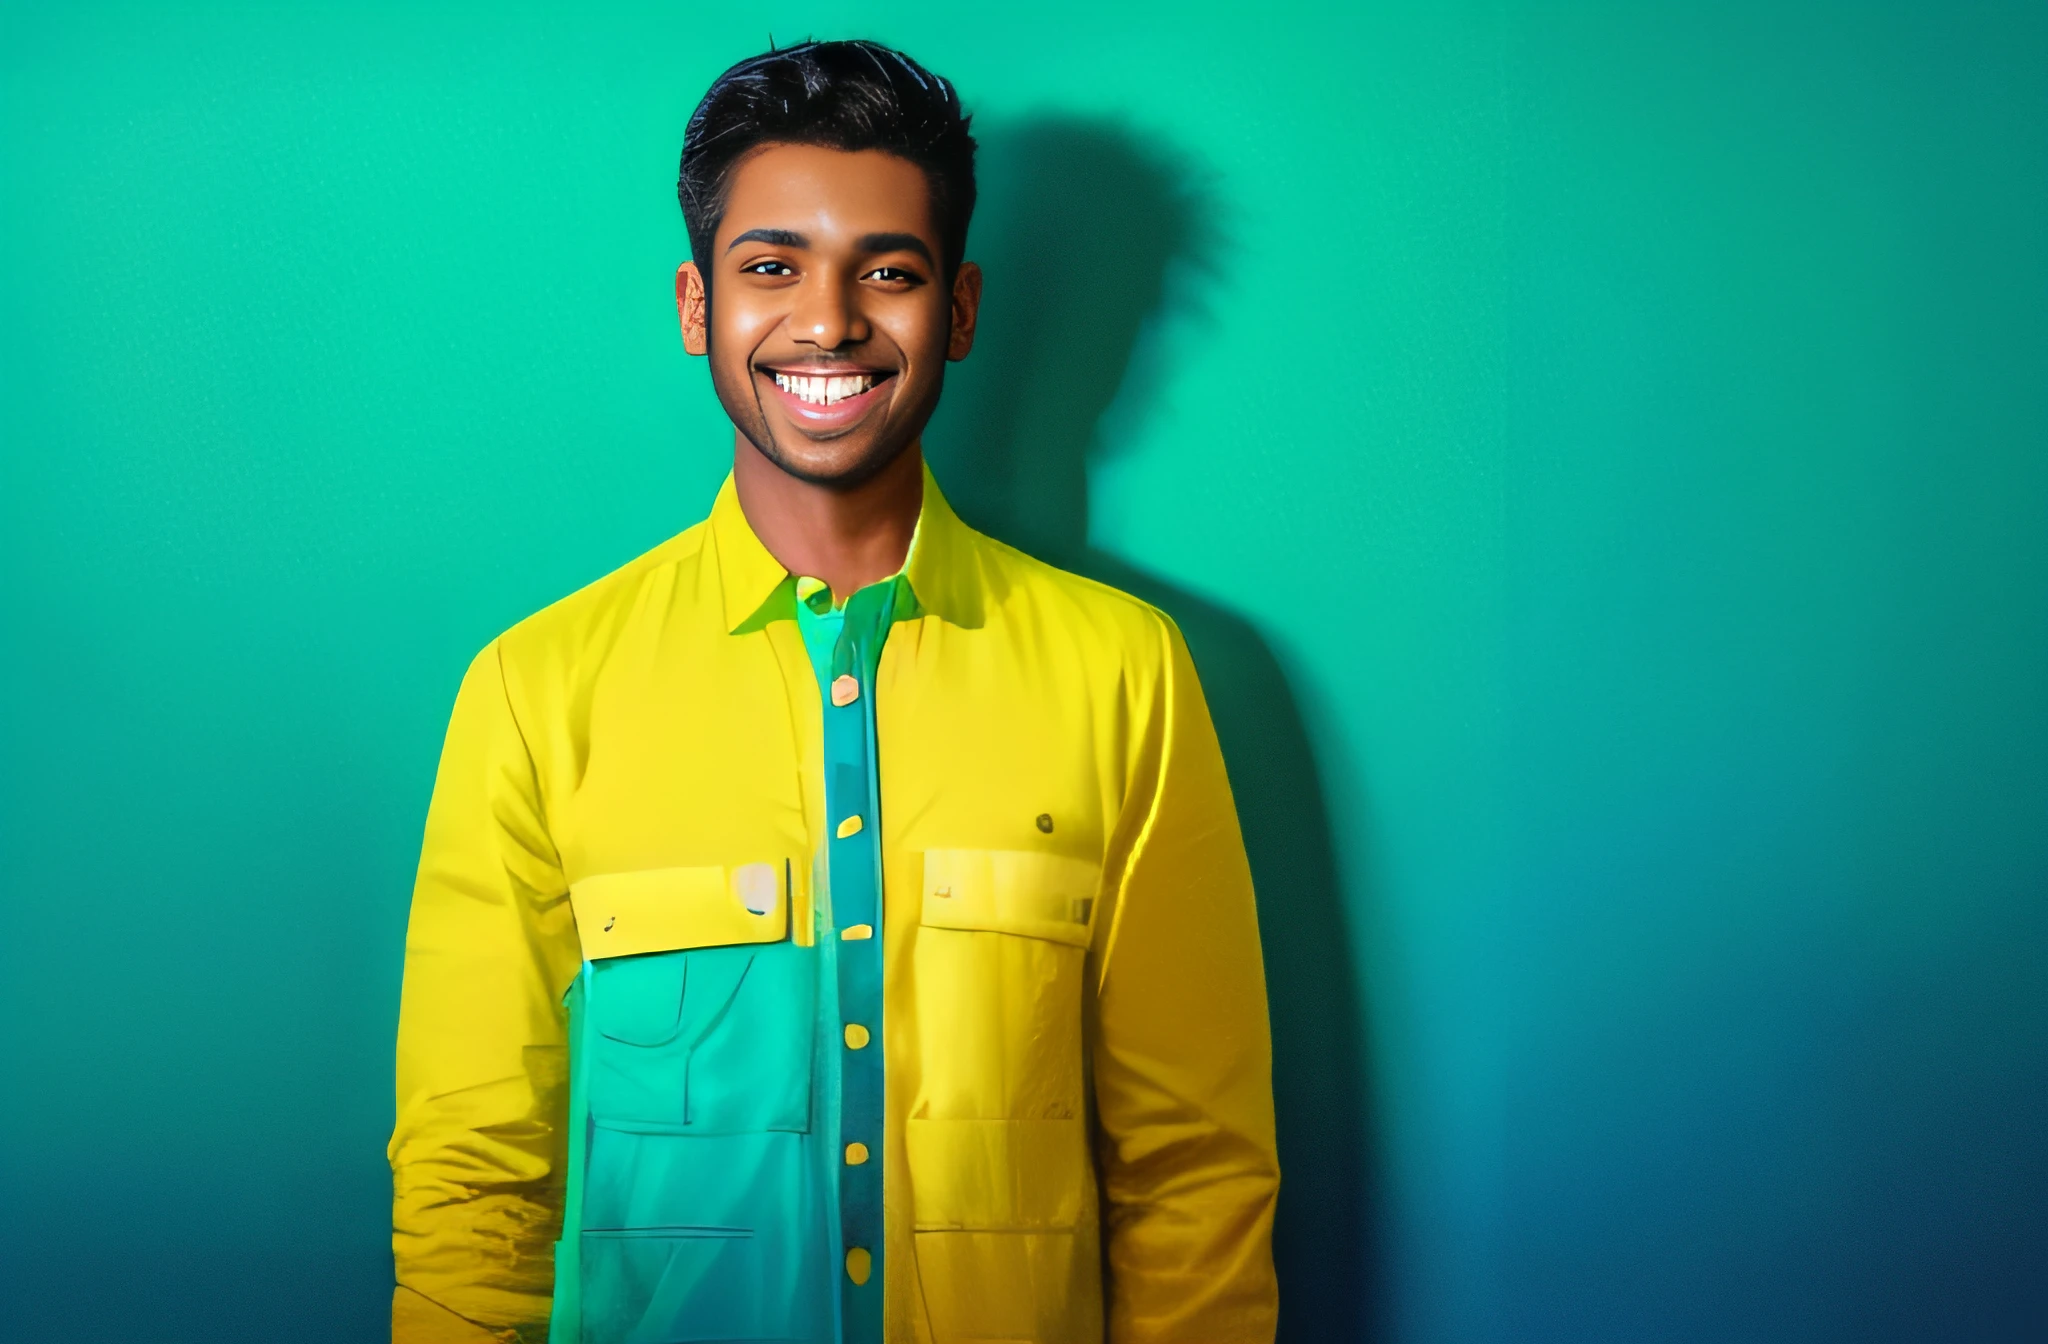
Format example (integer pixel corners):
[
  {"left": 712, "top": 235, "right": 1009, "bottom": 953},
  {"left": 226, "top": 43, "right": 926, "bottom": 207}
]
[{"left": 676, "top": 144, "right": 982, "bottom": 600}]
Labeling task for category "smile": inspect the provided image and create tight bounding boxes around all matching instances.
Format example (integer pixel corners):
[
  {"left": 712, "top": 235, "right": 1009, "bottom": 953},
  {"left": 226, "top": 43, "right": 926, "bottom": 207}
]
[
  {"left": 760, "top": 365, "right": 897, "bottom": 433},
  {"left": 772, "top": 371, "right": 884, "bottom": 405}
]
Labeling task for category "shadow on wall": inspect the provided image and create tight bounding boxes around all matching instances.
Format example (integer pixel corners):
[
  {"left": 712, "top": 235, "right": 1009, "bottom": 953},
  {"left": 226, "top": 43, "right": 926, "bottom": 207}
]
[{"left": 925, "top": 115, "right": 1376, "bottom": 1341}]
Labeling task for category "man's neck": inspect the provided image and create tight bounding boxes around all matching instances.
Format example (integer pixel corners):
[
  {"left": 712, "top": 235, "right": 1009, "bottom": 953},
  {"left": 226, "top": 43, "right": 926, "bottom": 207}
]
[{"left": 732, "top": 432, "right": 924, "bottom": 602}]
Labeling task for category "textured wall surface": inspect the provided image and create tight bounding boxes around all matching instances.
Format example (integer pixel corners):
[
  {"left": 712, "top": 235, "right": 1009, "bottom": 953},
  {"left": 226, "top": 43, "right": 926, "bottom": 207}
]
[{"left": 3, "top": 4, "right": 2043, "bottom": 1341}]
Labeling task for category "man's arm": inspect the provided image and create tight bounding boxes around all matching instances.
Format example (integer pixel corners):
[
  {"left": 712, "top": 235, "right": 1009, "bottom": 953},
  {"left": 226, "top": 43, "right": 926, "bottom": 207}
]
[
  {"left": 390, "top": 643, "right": 580, "bottom": 1342},
  {"left": 1091, "top": 615, "right": 1282, "bottom": 1343}
]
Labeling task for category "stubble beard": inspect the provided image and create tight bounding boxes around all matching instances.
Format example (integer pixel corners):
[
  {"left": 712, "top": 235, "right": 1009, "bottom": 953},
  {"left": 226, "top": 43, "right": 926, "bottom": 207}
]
[{"left": 709, "top": 336, "right": 941, "bottom": 493}]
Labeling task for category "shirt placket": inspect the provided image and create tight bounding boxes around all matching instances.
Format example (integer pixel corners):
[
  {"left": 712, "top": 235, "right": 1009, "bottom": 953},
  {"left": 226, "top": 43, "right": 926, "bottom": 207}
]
[{"left": 820, "top": 579, "right": 897, "bottom": 1344}]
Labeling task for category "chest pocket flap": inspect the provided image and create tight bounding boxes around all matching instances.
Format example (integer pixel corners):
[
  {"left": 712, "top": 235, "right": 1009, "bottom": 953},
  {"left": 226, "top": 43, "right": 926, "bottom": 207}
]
[
  {"left": 921, "top": 850, "right": 1100, "bottom": 949},
  {"left": 570, "top": 861, "right": 789, "bottom": 961}
]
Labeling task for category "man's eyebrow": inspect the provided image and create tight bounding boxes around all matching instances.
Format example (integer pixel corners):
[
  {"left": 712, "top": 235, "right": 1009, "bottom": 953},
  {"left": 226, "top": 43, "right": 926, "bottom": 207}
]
[
  {"left": 726, "top": 228, "right": 807, "bottom": 252},
  {"left": 858, "top": 232, "right": 934, "bottom": 264}
]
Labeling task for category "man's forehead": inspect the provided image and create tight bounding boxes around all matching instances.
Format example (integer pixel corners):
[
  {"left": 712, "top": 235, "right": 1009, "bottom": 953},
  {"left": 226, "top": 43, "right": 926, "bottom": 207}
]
[{"left": 718, "top": 144, "right": 935, "bottom": 244}]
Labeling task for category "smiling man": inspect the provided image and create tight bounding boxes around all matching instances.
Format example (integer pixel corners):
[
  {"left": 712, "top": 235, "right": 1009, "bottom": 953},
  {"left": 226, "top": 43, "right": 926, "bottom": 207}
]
[{"left": 390, "top": 40, "right": 1278, "bottom": 1344}]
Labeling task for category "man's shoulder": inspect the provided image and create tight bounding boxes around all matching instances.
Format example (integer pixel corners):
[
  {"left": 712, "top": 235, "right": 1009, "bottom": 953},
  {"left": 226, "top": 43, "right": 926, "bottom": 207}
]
[
  {"left": 491, "top": 517, "right": 712, "bottom": 668},
  {"left": 969, "top": 529, "right": 1177, "bottom": 666}
]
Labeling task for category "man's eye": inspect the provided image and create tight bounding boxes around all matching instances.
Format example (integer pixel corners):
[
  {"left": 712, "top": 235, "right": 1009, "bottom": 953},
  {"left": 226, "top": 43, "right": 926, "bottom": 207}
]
[
  {"left": 865, "top": 266, "right": 922, "bottom": 284},
  {"left": 742, "top": 260, "right": 795, "bottom": 276}
]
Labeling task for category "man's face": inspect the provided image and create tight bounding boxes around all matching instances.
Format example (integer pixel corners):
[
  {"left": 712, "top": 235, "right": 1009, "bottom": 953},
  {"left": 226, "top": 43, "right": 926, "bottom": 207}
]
[{"left": 678, "top": 144, "right": 980, "bottom": 487}]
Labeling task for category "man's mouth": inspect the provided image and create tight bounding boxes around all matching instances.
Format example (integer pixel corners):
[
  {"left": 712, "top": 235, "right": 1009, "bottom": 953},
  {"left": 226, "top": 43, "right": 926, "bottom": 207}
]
[
  {"left": 760, "top": 366, "right": 897, "bottom": 432},
  {"left": 771, "top": 371, "right": 886, "bottom": 405}
]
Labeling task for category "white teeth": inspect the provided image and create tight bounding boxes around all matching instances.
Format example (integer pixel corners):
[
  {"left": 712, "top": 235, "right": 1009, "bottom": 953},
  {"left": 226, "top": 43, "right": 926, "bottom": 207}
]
[{"left": 773, "top": 372, "right": 876, "bottom": 405}]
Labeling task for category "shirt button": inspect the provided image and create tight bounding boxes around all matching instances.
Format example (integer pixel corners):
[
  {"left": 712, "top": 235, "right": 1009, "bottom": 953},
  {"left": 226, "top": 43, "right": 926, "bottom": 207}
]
[
  {"left": 845, "top": 1247, "right": 872, "bottom": 1285},
  {"left": 845, "top": 1141, "right": 870, "bottom": 1165},
  {"left": 836, "top": 815, "right": 864, "bottom": 839},
  {"left": 831, "top": 674, "right": 861, "bottom": 707},
  {"left": 844, "top": 1023, "right": 871, "bottom": 1049}
]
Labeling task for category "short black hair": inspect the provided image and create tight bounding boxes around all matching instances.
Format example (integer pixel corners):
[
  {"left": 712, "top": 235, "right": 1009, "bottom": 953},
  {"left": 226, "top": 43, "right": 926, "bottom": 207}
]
[{"left": 679, "top": 40, "right": 977, "bottom": 281}]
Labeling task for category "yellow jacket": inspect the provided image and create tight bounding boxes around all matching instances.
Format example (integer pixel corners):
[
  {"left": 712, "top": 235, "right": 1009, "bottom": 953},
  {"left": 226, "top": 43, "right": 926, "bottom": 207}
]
[{"left": 391, "top": 467, "right": 1279, "bottom": 1343}]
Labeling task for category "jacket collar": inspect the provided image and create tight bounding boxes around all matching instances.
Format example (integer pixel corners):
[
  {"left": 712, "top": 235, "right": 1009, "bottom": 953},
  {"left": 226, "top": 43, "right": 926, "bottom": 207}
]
[{"left": 710, "top": 458, "right": 985, "bottom": 633}]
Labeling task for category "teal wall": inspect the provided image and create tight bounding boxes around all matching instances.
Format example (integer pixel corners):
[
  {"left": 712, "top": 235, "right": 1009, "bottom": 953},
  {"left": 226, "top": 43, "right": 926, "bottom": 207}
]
[{"left": 4, "top": 4, "right": 2043, "bottom": 1340}]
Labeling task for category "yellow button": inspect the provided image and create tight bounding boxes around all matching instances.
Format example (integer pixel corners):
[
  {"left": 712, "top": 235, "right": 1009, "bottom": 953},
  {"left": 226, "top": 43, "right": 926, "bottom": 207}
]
[
  {"left": 841, "top": 923, "right": 873, "bottom": 941},
  {"left": 831, "top": 674, "right": 860, "bottom": 707},
  {"left": 844, "top": 1142, "right": 869, "bottom": 1165},
  {"left": 836, "top": 815, "right": 863, "bottom": 839},
  {"left": 1036, "top": 812, "right": 1054, "bottom": 833},
  {"left": 845, "top": 1246, "right": 871, "bottom": 1285},
  {"left": 843, "top": 1023, "right": 870, "bottom": 1049}
]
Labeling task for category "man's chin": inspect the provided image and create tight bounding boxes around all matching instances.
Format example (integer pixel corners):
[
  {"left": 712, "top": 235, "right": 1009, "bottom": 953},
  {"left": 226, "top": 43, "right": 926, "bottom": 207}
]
[{"left": 746, "top": 425, "right": 914, "bottom": 492}]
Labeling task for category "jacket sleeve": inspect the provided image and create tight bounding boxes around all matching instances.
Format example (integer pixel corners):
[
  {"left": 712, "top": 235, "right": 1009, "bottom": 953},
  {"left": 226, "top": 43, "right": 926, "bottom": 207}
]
[
  {"left": 389, "top": 642, "right": 581, "bottom": 1342},
  {"left": 1090, "top": 615, "right": 1282, "bottom": 1342}
]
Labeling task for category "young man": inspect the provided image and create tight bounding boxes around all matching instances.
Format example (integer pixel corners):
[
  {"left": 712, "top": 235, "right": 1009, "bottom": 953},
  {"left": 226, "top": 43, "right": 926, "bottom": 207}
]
[{"left": 390, "top": 40, "right": 1278, "bottom": 1344}]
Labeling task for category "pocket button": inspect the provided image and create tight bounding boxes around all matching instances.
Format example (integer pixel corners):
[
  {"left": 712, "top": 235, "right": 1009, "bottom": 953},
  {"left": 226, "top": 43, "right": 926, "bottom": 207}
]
[{"left": 734, "top": 863, "right": 778, "bottom": 916}]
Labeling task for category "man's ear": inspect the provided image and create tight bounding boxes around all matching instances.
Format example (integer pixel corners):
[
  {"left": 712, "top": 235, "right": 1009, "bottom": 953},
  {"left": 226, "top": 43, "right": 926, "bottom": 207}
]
[
  {"left": 677, "top": 262, "right": 709, "bottom": 356},
  {"left": 947, "top": 261, "right": 983, "bottom": 362}
]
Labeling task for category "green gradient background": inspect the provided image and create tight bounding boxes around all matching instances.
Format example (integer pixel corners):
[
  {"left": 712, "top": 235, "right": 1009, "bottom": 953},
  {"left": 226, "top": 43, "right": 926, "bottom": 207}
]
[{"left": 4, "top": 3, "right": 2044, "bottom": 1341}]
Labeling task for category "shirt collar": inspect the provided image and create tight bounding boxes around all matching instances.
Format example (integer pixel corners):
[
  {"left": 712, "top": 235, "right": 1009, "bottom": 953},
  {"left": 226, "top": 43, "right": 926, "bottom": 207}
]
[{"left": 710, "top": 458, "right": 985, "bottom": 633}]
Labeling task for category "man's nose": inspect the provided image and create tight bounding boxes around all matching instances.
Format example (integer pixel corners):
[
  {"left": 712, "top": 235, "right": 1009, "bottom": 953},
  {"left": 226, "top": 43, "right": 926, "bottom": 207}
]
[{"left": 789, "top": 271, "right": 870, "bottom": 350}]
